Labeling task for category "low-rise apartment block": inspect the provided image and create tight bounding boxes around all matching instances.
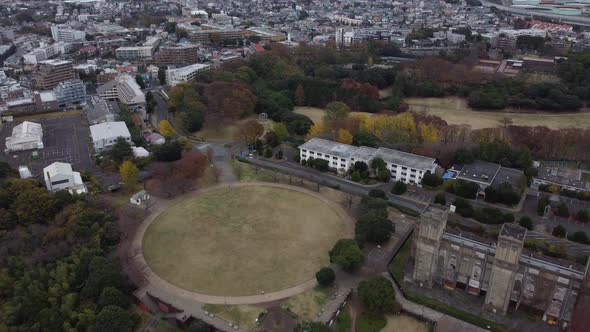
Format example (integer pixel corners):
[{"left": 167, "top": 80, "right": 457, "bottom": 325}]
[
  {"left": 298, "top": 138, "right": 437, "bottom": 185},
  {"left": 165, "top": 64, "right": 210, "bottom": 86}
]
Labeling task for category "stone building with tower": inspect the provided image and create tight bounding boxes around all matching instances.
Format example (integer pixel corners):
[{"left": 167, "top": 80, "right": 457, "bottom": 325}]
[{"left": 410, "top": 205, "right": 589, "bottom": 329}]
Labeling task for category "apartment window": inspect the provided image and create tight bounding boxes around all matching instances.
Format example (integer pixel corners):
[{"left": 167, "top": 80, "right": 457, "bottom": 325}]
[
  {"left": 317, "top": 153, "right": 322, "bottom": 157},
  {"left": 51, "top": 179, "right": 70, "bottom": 186},
  {"left": 351, "top": 158, "right": 355, "bottom": 161},
  {"left": 410, "top": 169, "right": 417, "bottom": 173},
  {"left": 402, "top": 167, "right": 407, "bottom": 170},
  {"left": 333, "top": 156, "right": 338, "bottom": 160},
  {"left": 302, "top": 149, "right": 307, "bottom": 153},
  {"left": 341, "top": 158, "right": 345, "bottom": 162},
  {"left": 341, "top": 164, "right": 345, "bottom": 167}
]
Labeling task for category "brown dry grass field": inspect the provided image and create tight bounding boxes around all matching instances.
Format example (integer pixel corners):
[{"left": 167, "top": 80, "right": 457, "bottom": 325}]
[
  {"left": 405, "top": 97, "right": 590, "bottom": 129},
  {"left": 143, "top": 185, "right": 352, "bottom": 296}
]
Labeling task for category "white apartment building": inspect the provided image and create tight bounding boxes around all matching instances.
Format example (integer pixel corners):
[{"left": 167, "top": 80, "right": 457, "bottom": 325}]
[
  {"left": 299, "top": 138, "right": 438, "bottom": 185},
  {"left": 23, "top": 42, "right": 73, "bottom": 65},
  {"left": 51, "top": 25, "right": 86, "bottom": 43},
  {"left": 43, "top": 162, "right": 87, "bottom": 194},
  {"left": 165, "top": 63, "right": 210, "bottom": 86},
  {"left": 335, "top": 28, "right": 355, "bottom": 47},
  {"left": 97, "top": 74, "right": 146, "bottom": 118},
  {"left": 115, "top": 36, "right": 160, "bottom": 60},
  {"left": 89, "top": 121, "right": 132, "bottom": 152}
]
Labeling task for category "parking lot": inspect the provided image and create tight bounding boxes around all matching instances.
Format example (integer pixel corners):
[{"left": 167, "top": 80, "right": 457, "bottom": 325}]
[{"left": 0, "top": 115, "right": 95, "bottom": 176}]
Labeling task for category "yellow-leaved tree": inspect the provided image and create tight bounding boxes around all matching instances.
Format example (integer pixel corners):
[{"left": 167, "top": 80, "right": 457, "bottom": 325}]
[
  {"left": 120, "top": 160, "right": 139, "bottom": 188},
  {"left": 418, "top": 123, "right": 440, "bottom": 143},
  {"left": 338, "top": 129, "right": 353, "bottom": 145},
  {"left": 159, "top": 120, "right": 175, "bottom": 140},
  {"left": 306, "top": 123, "right": 326, "bottom": 140}
]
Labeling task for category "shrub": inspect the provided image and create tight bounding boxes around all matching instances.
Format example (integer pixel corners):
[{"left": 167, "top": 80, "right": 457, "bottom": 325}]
[
  {"left": 391, "top": 181, "right": 407, "bottom": 195},
  {"left": 264, "top": 147, "right": 273, "bottom": 158},
  {"left": 569, "top": 231, "right": 590, "bottom": 245},
  {"left": 351, "top": 170, "right": 361, "bottom": 182},
  {"left": 421, "top": 172, "right": 443, "bottom": 187},
  {"left": 368, "top": 189, "right": 386, "bottom": 199},
  {"left": 453, "top": 198, "right": 474, "bottom": 218},
  {"left": 357, "top": 276, "right": 396, "bottom": 313},
  {"left": 446, "top": 180, "right": 479, "bottom": 199},
  {"left": 556, "top": 201, "right": 569, "bottom": 218},
  {"left": 315, "top": 267, "right": 336, "bottom": 286},
  {"left": 577, "top": 210, "right": 589, "bottom": 223},
  {"left": 519, "top": 216, "right": 533, "bottom": 230},
  {"left": 434, "top": 193, "right": 446, "bottom": 206},
  {"left": 537, "top": 195, "right": 550, "bottom": 216},
  {"left": 329, "top": 239, "right": 363, "bottom": 271}
]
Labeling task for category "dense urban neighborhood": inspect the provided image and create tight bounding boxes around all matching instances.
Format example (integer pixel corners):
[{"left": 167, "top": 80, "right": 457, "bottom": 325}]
[{"left": 2, "top": 0, "right": 590, "bottom": 332}]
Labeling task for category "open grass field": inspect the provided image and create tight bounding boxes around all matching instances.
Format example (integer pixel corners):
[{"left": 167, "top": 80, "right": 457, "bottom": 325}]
[
  {"left": 282, "top": 286, "right": 334, "bottom": 321},
  {"left": 143, "top": 184, "right": 352, "bottom": 296},
  {"left": 191, "top": 116, "right": 275, "bottom": 141},
  {"left": 14, "top": 109, "right": 83, "bottom": 121},
  {"left": 382, "top": 314, "right": 429, "bottom": 332},
  {"left": 405, "top": 97, "right": 590, "bottom": 129},
  {"left": 203, "top": 304, "right": 263, "bottom": 331}
]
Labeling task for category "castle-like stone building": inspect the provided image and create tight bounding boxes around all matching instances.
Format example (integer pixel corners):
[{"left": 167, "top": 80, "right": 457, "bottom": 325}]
[{"left": 411, "top": 205, "right": 589, "bottom": 329}]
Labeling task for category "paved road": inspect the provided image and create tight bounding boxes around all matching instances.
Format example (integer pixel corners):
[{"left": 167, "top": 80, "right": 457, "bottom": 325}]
[{"left": 247, "top": 157, "right": 430, "bottom": 213}]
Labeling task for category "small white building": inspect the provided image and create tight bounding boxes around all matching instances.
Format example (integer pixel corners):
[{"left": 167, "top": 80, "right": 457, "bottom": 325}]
[
  {"left": 130, "top": 190, "right": 150, "bottom": 205},
  {"left": 43, "top": 161, "right": 87, "bottom": 194},
  {"left": 18, "top": 165, "right": 32, "bottom": 178},
  {"left": 89, "top": 121, "right": 132, "bottom": 152},
  {"left": 5, "top": 121, "right": 44, "bottom": 152},
  {"left": 132, "top": 146, "right": 149, "bottom": 158},
  {"left": 299, "top": 138, "right": 438, "bottom": 185}
]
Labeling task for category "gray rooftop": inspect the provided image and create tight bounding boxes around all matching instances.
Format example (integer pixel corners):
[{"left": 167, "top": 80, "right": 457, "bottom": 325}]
[
  {"left": 456, "top": 160, "right": 500, "bottom": 185},
  {"left": 500, "top": 223, "right": 527, "bottom": 241},
  {"left": 350, "top": 146, "right": 377, "bottom": 161},
  {"left": 299, "top": 138, "right": 360, "bottom": 159},
  {"left": 375, "top": 147, "right": 437, "bottom": 171},
  {"left": 536, "top": 167, "right": 589, "bottom": 191}
]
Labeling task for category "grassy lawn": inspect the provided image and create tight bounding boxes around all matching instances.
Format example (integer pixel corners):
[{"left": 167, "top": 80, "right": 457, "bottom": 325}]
[
  {"left": 355, "top": 312, "right": 386, "bottom": 332},
  {"left": 336, "top": 306, "right": 352, "bottom": 332},
  {"left": 143, "top": 185, "right": 352, "bottom": 296},
  {"left": 232, "top": 159, "right": 277, "bottom": 182},
  {"left": 190, "top": 116, "right": 275, "bottom": 141},
  {"left": 382, "top": 314, "right": 429, "bottom": 332},
  {"left": 405, "top": 97, "right": 590, "bottom": 129},
  {"left": 14, "top": 109, "right": 82, "bottom": 121},
  {"left": 388, "top": 237, "right": 412, "bottom": 282},
  {"left": 582, "top": 172, "right": 590, "bottom": 182},
  {"left": 282, "top": 286, "right": 334, "bottom": 321},
  {"left": 203, "top": 304, "right": 263, "bottom": 331}
]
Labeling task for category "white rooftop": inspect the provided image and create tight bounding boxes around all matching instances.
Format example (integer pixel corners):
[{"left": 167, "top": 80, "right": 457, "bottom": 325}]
[{"left": 89, "top": 121, "right": 130, "bottom": 142}]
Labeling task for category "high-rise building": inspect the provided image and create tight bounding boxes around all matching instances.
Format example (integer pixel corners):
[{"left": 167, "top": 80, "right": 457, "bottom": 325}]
[
  {"left": 33, "top": 60, "right": 75, "bottom": 90},
  {"left": 335, "top": 28, "right": 354, "bottom": 47}
]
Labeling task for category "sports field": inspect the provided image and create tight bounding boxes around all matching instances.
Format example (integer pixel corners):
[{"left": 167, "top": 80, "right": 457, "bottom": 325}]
[
  {"left": 406, "top": 97, "right": 590, "bottom": 129},
  {"left": 143, "top": 184, "right": 352, "bottom": 296}
]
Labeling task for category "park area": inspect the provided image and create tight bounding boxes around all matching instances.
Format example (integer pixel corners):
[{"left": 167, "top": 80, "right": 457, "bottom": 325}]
[
  {"left": 142, "top": 183, "right": 353, "bottom": 296},
  {"left": 294, "top": 106, "right": 375, "bottom": 126},
  {"left": 405, "top": 97, "right": 590, "bottom": 129}
]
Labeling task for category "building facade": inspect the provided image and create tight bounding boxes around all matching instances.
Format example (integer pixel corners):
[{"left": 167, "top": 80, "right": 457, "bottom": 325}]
[
  {"left": 51, "top": 25, "right": 86, "bottom": 43},
  {"left": 299, "top": 138, "right": 438, "bottom": 185},
  {"left": 33, "top": 60, "right": 75, "bottom": 90},
  {"left": 411, "top": 206, "right": 587, "bottom": 329},
  {"left": 54, "top": 79, "right": 87, "bottom": 107},
  {"left": 154, "top": 44, "right": 200, "bottom": 65},
  {"left": 43, "top": 162, "right": 87, "bottom": 194},
  {"left": 97, "top": 74, "right": 146, "bottom": 118}
]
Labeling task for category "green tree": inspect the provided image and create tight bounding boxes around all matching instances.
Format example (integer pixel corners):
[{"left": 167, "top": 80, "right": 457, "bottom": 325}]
[
  {"left": 569, "top": 231, "right": 590, "bottom": 245},
  {"left": 329, "top": 239, "right": 363, "bottom": 271},
  {"left": 552, "top": 225, "right": 566, "bottom": 238},
  {"left": 135, "top": 74, "right": 146, "bottom": 89},
  {"left": 537, "top": 195, "right": 550, "bottom": 216},
  {"left": 357, "top": 276, "right": 396, "bottom": 313},
  {"left": 89, "top": 306, "right": 133, "bottom": 332},
  {"left": 421, "top": 172, "right": 442, "bottom": 187},
  {"left": 557, "top": 201, "right": 569, "bottom": 218},
  {"left": 434, "top": 193, "right": 446, "bottom": 206},
  {"left": 315, "top": 267, "right": 336, "bottom": 286},
  {"left": 391, "top": 181, "right": 407, "bottom": 195},
  {"left": 153, "top": 141, "right": 183, "bottom": 161},
  {"left": 273, "top": 123, "right": 289, "bottom": 140},
  {"left": 368, "top": 189, "right": 386, "bottom": 199},
  {"left": 519, "top": 216, "right": 533, "bottom": 230},
  {"left": 158, "top": 67, "right": 167, "bottom": 85},
  {"left": 356, "top": 210, "right": 394, "bottom": 244},
  {"left": 109, "top": 137, "right": 133, "bottom": 164},
  {"left": 98, "top": 287, "right": 129, "bottom": 310},
  {"left": 264, "top": 147, "right": 273, "bottom": 158},
  {"left": 352, "top": 130, "right": 379, "bottom": 147}
]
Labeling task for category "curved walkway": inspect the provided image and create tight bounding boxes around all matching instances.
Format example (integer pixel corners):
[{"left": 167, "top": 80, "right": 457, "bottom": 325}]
[{"left": 131, "top": 181, "right": 355, "bottom": 305}]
